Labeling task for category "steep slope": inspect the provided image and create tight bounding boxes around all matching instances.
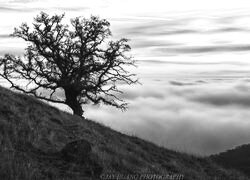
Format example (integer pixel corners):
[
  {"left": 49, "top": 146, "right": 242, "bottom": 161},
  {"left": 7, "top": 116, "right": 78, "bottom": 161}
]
[
  {"left": 210, "top": 144, "right": 250, "bottom": 177},
  {"left": 0, "top": 85, "right": 248, "bottom": 180}
]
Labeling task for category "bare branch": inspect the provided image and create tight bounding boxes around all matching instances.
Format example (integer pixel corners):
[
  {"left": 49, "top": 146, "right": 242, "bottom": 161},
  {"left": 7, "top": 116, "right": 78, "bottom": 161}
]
[{"left": 0, "top": 12, "right": 138, "bottom": 117}]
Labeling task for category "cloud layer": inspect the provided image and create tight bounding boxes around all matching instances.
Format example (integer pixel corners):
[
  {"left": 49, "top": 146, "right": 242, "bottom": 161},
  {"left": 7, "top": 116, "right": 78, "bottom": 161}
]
[{"left": 84, "top": 78, "right": 250, "bottom": 155}]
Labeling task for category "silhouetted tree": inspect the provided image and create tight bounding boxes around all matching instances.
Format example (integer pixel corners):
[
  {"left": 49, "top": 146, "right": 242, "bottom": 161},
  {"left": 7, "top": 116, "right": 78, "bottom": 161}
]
[{"left": 0, "top": 12, "right": 137, "bottom": 116}]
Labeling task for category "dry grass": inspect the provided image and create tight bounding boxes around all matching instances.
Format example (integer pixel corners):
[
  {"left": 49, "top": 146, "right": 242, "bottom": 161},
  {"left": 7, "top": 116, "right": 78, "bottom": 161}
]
[{"left": 0, "top": 86, "right": 248, "bottom": 180}]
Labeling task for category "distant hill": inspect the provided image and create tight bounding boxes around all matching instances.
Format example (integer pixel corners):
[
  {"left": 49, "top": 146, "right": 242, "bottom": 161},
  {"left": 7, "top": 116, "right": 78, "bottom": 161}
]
[
  {"left": 210, "top": 144, "right": 250, "bottom": 177},
  {"left": 0, "top": 85, "right": 248, "bottom": 180}
]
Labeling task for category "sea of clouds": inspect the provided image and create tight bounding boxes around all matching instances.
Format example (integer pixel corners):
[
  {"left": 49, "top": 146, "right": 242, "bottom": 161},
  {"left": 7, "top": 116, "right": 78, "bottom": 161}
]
[{"left": 84, "top": 59, "right": 250, "bottom": 155}]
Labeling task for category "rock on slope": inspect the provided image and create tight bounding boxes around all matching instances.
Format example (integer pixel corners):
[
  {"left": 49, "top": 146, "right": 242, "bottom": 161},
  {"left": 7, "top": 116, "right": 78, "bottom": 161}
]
[{"left": 0, "top": 85, "right": 248, "bottom": 180}]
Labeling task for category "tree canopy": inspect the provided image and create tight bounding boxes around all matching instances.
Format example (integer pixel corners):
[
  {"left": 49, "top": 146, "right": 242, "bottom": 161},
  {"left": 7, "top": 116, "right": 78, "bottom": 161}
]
[{"left": 0, "top": 12, "right": 137, "bottom": 116}]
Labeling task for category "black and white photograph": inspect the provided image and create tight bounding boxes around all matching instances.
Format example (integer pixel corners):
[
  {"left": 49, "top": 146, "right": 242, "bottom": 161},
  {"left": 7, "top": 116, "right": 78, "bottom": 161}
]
[{"left": 1, "top": 0, "right": 250, "bottom": 179}]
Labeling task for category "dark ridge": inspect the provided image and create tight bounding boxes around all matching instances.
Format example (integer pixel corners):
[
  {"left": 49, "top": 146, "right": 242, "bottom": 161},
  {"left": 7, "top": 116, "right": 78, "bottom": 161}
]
[{"left": 210, "top": 144, "right": 250, "bottom": 177}]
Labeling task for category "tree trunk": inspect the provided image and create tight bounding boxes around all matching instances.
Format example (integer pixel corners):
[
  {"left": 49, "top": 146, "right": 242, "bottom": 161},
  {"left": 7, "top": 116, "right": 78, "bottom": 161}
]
[{"left": 64, "top": 88, "right": 83, "bottom": 116}]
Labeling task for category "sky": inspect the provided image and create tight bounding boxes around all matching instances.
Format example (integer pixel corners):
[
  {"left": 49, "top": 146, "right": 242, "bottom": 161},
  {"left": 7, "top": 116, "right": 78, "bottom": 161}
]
[{"left": 1, "top": 0, "right": 250, "bottom": 155}]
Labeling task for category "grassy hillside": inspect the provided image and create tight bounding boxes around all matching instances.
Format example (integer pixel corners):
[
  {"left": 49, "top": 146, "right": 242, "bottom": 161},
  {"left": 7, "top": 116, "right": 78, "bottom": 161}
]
[
  {"left": 210, "top": 144, "right": 250, "bottom": 177},
  {"left": 0, "top": 85, "right": 248, "bottom": 180}
]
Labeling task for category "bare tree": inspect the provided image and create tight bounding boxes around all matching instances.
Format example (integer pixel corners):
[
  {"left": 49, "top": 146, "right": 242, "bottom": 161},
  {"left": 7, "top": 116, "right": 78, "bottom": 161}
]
[{"left": 0, "top": 12, "right": 137, "bottom": 117}]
